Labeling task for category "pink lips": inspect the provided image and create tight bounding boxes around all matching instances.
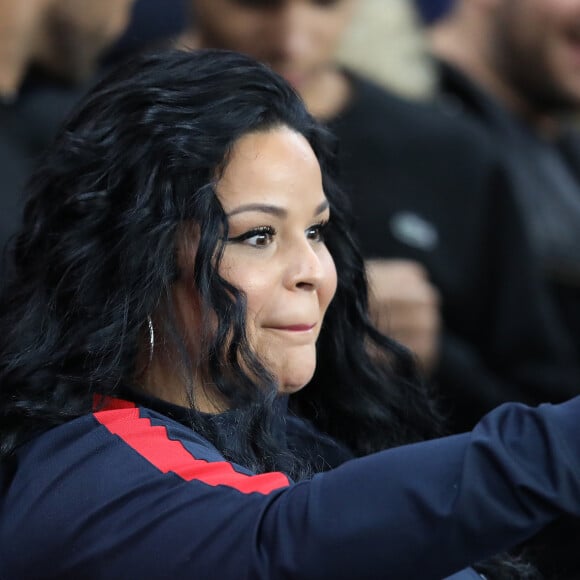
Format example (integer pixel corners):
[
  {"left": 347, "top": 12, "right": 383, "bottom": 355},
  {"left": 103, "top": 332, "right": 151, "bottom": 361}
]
[{"left": 271, "top": 324, "right": 316, "bottom": 332}]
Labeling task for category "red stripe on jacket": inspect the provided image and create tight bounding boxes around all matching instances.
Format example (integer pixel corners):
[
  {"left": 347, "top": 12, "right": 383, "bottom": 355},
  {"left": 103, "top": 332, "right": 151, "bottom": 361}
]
[{"left": 93, "top": 398, "right": 290, "bottom": 494}]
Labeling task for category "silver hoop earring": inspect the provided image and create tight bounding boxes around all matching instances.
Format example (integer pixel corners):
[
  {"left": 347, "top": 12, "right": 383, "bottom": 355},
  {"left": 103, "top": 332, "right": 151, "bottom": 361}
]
[{"left": 146, "top": 315, "right": 155, "bottom": 369}]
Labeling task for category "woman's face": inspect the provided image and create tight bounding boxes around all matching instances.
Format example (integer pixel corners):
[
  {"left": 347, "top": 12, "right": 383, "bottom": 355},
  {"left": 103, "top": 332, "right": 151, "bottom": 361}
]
[{"left": 176, "top": 126, "right": 337, "bottom": 395}]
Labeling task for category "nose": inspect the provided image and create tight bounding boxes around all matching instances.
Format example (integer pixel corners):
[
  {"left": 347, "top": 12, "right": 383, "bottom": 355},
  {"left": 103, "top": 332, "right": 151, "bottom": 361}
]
[
  {"left": 268, "top": 3, "right": 313, "bottom": 64},
  {"left": 284, "top": 238, "right": 327, "bottom": 292}
]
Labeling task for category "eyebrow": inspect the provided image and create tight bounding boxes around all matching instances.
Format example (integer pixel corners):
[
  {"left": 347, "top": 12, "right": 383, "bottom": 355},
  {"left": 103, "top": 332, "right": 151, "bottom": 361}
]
[{"left": 226, "top": 199, "right": 329, "bottom": 218}]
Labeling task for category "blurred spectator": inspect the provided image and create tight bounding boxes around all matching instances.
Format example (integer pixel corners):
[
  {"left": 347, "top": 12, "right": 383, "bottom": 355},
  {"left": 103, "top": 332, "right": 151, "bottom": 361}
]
[
  {"left": 0, "top": 0, "right": 136, "bottom": 99},
  {"left": 0, "top": 0, "right": 138, "bottom": 281},
  {"left": 421, "top": 2, "right": 580, "bottom": 578},
  {"left": 0, "top": 0, "right": 190, "bottom": 286},
  {"left": 179, "top": 0, "right": 580, "bottom": 429},
  {"left": 429, "top": 0, "right": 580, "bottom": 395}
]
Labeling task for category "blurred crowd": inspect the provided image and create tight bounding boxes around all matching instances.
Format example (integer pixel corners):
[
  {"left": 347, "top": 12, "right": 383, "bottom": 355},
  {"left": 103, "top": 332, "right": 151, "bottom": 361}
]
[{"left": 1, "top": 0, "right": 580, "bottom": 577}]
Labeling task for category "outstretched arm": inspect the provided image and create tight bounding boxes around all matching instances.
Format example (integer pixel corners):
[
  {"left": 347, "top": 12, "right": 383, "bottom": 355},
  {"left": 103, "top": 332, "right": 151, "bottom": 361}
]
[{"left": 3, "top": 397, "right": 580, "bottom": 580}]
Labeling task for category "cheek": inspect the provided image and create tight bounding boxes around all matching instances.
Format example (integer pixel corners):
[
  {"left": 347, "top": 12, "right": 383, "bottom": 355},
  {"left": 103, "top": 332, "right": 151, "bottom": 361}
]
[
  {"left": 317, "top": 4, "right": 358, "bottom": 50},
  {"left": 241, "top": 279, "right": 273, "bottom": 326},
  {"left": 219, "top": 258, "right": 275, "bottom": 322},
  {"left": 314, "top": 18, "right": 350, "bottom": 59}
]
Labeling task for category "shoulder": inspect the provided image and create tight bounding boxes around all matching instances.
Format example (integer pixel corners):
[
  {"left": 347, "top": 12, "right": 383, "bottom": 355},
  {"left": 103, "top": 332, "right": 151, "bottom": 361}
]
[
  {"left": 2, "top": 399, "right": 290, "bottom": 540},
  {"left": 22, "top": 398, "right": 290, "bottom": 493},
  {"left": 0, "top": 399, "right": 290, "bottom": 577}
]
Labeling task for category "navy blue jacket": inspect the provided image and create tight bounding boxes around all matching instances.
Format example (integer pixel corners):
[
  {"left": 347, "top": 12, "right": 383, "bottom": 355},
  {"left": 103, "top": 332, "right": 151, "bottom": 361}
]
[{"left": 2, "top": 395, "right": 580, "bottom": 579}]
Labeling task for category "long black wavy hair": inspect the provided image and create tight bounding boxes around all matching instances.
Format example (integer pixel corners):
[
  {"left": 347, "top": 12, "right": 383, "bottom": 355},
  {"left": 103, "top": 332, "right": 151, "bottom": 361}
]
[
  {"left": 0, "top": 48, "right": 439, "bottom": 470},
  {"left": 0, "top": 49, "right": 539, "bottom": 579},
  {"left": 0, "top": 50, "right": 437, "bottom": 472}
]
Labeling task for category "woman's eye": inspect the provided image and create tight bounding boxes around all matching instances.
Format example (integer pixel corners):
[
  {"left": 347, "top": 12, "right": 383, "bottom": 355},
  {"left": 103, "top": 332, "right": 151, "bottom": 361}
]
[
  {"left": 306, "top": 221, "right": 328, "bottom": 242},
  {"left": 228, "top": 226, "right": 275, "bottom": 248},
  {"left": 246, "top": 231, "right": 273, "bottom": 247}
]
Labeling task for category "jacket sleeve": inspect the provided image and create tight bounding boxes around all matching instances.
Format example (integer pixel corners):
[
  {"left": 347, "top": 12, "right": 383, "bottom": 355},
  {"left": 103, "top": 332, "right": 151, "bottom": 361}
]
[{"left": 4, "top": 397, "right": 580, "bottom": 580}]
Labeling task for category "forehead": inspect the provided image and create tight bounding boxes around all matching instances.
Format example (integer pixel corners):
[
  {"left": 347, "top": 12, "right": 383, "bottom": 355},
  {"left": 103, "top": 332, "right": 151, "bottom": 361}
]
[{"left": 217, "top": 127, "right": 325, "bottom": 211}]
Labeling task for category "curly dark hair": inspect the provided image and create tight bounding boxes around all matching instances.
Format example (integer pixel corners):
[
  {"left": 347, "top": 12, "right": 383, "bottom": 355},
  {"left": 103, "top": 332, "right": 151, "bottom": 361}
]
[
  {"left": 0, "top": 48, "right": 439, "bottom": 471},
  {"left": 0, "top": 48, "right": 539, "bottom": 580}
]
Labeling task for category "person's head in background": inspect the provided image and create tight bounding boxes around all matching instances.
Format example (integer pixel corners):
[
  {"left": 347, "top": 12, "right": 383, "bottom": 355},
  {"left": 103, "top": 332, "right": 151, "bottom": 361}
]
[
  {"left": 0, "top": 0, "right": 137, "bottom": 99},
  {"left": 181, "top": 0, "right": 359, "bottom": 119},
  {"left": 427, "top": 0, "right": 580, "bottom": 124}
]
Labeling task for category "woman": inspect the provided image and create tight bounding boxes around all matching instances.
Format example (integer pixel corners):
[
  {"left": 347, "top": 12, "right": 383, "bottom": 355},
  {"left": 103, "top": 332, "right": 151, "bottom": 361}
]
[{"left": 0, "top": 49, "right": 576, "bottom": 579}]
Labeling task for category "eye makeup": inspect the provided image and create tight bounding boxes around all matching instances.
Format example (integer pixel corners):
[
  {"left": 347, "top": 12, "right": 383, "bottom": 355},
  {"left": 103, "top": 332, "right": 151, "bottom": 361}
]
[{"left": 228, "top": 226, "right": 276, "bottom": 248}]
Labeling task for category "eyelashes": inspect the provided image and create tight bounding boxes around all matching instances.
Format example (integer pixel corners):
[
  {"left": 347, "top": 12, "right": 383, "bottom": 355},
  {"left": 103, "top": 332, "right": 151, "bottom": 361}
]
[
  {"left": 228, "top": 226, "right": 276, "bottom": 248},
  {"left": 227, "top": 220, "right": 329, "bottom": 248},
  {"left": 306, "top": 220, "right": 329, "bottom": 242}
]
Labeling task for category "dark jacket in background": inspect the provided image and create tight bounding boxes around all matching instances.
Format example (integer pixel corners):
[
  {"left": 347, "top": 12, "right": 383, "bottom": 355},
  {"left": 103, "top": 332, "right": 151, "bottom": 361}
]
[
  {"left": 328, "top": 72, "right": 580, "bottom": 433},
  {"left": 437, "top": 60, "right": 580, "bottom": 359},
  {"left": 434, "top": 58, "right": 580, "bottom": 580}
]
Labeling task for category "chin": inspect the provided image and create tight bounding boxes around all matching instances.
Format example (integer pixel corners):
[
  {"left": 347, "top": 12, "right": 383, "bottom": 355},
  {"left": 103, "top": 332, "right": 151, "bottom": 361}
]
[
  {"left": 278, "top": 381, "right": 309, "bottom": 396},
  {"left": 265, "top": 349, "right": 317, "bottom": 395},
  {"left": 277, "top": 367, "right": 315, "bottom": 395}
]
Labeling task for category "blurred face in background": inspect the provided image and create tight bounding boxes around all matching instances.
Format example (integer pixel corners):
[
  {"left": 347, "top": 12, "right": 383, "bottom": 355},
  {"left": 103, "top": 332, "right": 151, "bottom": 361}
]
[
  {"left": 191, "top": 0, "right": 357, "bottom": 94},
  {"left": 490, "top": 0, "right": 580, "bottom": 112},
  {"left": 42, "top": 0, "right": 137, "bottom": 82},
  {"left": 0, "top": 0, "right": 49, "bottom": 95}
]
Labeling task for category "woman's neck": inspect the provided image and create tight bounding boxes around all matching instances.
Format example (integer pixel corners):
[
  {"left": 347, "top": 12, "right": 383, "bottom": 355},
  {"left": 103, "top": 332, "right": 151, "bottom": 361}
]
[{"left": 139, "top": 359, "right": 226, "bottom": 414}]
